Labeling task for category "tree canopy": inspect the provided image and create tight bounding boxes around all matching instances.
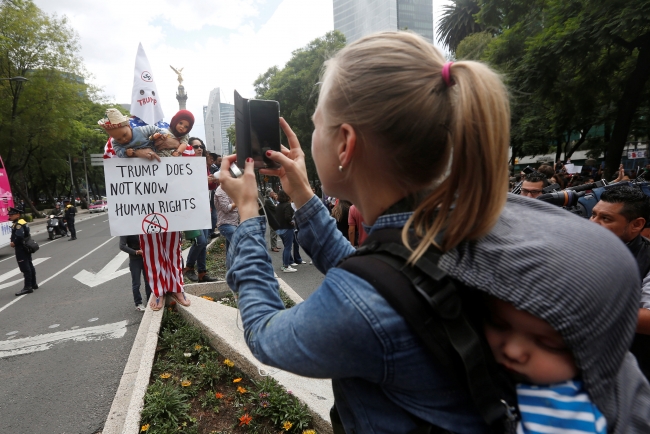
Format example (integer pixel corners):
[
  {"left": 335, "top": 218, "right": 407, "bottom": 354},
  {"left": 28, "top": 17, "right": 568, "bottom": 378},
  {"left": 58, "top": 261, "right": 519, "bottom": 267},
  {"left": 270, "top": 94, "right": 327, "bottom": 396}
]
[
  {"left": 253, "top": 31, "right": 346, "bottom": 185},
  {"left": 468, "top": 0, "right": 650, "bottom": 177},
  {"left": 0, "top": 0, "right": 113, "bottom": 214}
]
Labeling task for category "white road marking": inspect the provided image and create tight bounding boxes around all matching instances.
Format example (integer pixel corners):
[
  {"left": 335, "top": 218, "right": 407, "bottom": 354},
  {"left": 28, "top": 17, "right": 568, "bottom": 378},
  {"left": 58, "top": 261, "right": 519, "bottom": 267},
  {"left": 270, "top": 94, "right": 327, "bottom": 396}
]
[
  {"left": 0, "top": 279, "right": 24, "bottom": 289},
  {"left": 0, "top": 320, "right": 128, "bottom": 358},
  {"left": 88, "top": 318, "right": 98, "bottom": 322},
  {"left": 6, "top": 331, "right": 18, "bottom": 336},
  {"left": 48, "top": 324, "right": 60, "bottom": 329},
  {"left": 73, "top": 251, "right": 129, "bottom": 288},
  {"left": 0, "top": 237, "right": 117, "bottom": 314},
  {"left": 0, "top": 258, "right": 51, "bottom": 290},
  {"left": 70, "top": 326, "right": 79, "bottom": 329},
  {"left": 102, "top": 219, "right": 108, "bottom": 222}
]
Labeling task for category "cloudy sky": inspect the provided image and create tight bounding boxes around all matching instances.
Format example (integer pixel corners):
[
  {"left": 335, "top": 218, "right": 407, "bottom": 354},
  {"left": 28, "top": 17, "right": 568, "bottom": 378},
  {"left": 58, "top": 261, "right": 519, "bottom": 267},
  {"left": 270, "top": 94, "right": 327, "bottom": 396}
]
[{"left": 33, "top": 0, "right": 450, "bottom": 142}]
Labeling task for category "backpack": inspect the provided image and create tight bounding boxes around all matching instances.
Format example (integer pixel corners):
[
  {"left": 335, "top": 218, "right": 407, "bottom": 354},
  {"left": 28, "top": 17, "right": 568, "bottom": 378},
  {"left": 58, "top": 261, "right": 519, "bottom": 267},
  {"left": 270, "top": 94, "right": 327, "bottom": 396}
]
[{"left": 337, "top": 228, "right": 518, "bottom": 434}]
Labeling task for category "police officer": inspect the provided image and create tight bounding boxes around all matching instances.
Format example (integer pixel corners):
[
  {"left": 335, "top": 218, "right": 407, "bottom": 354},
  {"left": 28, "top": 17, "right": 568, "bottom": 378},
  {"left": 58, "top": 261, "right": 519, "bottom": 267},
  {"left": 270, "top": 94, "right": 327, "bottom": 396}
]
[
  {"left": 9, "top": 207, "right": 37, "bottom": 296},
  {"left": 64, "top": 199, "right": 77, "bottom": 241}
]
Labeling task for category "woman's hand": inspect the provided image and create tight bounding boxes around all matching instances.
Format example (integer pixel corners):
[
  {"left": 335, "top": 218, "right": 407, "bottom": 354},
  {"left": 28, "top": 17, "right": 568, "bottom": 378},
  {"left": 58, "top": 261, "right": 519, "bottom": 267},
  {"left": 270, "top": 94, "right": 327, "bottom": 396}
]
[
  {"left": 220, "top": 156, "right": 259, "bottom": 223},
  {"left": 133, "top": 148, "right": 161, "bottom": 162},
  {"left": 259, "top": 118, "right": 314, "bottom": 208}
]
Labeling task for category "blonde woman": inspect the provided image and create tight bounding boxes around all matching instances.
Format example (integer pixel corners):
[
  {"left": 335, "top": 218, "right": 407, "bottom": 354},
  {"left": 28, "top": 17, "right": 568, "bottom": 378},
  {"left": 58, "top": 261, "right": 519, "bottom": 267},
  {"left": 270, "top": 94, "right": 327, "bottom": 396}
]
[{"left": 219, "top": 32, "right": 648, "bottom": 433}]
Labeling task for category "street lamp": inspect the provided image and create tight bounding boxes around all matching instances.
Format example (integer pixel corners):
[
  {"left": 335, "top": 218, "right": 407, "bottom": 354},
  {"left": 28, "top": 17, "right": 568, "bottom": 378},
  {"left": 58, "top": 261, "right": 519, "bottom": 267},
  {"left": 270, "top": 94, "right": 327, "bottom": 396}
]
[{"left": 0, "top": 76, "right": 28, "bottom": 82}]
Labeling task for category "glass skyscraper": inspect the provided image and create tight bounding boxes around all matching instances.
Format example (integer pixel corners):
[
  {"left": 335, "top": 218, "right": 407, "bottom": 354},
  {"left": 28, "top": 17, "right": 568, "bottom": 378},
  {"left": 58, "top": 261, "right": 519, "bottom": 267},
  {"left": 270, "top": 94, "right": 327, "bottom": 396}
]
[
  {"left": 333, "top": 0, "right": 433, "bottom": 44},
  {"left": 203, "top": 88, "right": 235, "bottom": 156}
]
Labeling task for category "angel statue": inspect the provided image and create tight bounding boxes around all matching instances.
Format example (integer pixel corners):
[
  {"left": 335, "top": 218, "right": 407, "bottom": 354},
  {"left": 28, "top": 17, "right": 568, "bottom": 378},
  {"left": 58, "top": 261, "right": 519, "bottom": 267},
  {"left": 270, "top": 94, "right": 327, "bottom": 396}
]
[{"left": 170, "top": 65, "right": 184, "bottom": 85}]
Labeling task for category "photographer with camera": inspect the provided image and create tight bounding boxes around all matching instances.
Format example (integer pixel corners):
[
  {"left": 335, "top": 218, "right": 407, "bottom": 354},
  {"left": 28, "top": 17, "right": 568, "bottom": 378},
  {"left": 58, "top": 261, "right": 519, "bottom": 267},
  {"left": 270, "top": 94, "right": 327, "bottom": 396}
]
[
  {"left": 519, "top": 171, "right": 549, "bottom": 199},
  {"left": 590, "top": 185, "right": 650, "bottom": 378},
  {"left": 219, "top": 32, "right": 650, "bottom": 433}
]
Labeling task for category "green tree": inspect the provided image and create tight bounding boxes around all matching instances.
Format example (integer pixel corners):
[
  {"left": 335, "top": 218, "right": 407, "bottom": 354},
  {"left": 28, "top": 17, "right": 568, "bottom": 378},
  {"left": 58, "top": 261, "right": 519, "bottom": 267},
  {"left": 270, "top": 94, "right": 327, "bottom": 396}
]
[
  {"left": 253, "top": 31, "right": 346, "bottom": 184},
  {"left": 226, "top": 123, "right": 236, "bottom": 153},
  {"left": 0, "top": 0, "right": 110, "bottom": 213},
  {"left": 436, "top": 0, "right": 486, "bottom": 54},
  {"left": 480, "top": 0, "right": 650, "bottom": 177}
]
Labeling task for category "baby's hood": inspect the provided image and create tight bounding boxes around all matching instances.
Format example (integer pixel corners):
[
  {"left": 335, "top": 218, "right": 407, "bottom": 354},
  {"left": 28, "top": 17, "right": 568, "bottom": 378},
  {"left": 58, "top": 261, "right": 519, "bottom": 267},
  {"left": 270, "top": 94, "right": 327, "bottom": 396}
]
[{"left": 439, "top": 194, "right": 650, "bottom": 432}]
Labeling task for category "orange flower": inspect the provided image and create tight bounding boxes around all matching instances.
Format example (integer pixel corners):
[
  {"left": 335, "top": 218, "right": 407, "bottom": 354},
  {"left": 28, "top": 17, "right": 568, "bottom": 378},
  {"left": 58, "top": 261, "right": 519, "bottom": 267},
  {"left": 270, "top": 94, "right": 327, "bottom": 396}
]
[
  {"left": 237, "top": 386, "right": 247, "bottom": 394},
  {"left": 159, "top": 373, "right": 171, "bottom": 379},
  {"left": 283, "top": 421, "right": 293, "bottom": 431},
  {"left": 181, "top": 380, "right": 192, "bottom": 387},
  {"left": 233, "top": 378, "right": 242, "bottom": 383},
  {"left": 141, "top": 424, "right": 150, "bottom": 432},
  {"left": 215, "top": 392, "right": 224, "bottom": 399},
  {"left": 239, "top": 413, "right": 253, "bottom": 426},
  {"left": 201, "top": 295, "right": 214, "bottom": 301}
]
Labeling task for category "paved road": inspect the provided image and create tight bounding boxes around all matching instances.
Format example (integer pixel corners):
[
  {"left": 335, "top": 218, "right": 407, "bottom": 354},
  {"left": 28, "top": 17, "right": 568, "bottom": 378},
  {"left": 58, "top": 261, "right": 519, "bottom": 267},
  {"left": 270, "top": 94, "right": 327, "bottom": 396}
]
[
  {"left": 0, "top": 212, "right": 143, "bottom": 434},
  {"left": 264, "top": 228, "right": 326, "bottom": 300}
]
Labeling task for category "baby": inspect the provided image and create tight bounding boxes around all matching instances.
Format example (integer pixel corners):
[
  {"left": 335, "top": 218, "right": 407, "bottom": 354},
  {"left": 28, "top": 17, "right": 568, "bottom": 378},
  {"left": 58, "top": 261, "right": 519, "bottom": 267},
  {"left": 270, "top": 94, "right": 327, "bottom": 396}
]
[
  {"left": 484, "top": 296, "right": 606, "bottom": 433},
  {"left": 98, "top": 108, "right": 192, "bottom": 160},
  {"left": 144, "top": 109, "right": 195, "bottom": 158}
]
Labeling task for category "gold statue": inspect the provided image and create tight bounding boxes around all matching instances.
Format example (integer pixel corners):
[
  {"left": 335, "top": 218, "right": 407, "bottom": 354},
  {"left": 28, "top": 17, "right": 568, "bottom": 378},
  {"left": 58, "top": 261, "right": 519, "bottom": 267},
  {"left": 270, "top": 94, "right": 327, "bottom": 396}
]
[{"left": 170, "top": 65, "right": 184, "bottom": 85}]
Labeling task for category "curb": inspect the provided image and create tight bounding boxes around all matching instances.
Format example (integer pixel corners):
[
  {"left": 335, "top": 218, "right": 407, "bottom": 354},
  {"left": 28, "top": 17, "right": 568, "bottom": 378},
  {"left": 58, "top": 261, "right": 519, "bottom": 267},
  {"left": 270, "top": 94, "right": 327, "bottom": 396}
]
[
  {"left": 102, "top": 299, "right": 164, "bottom": 434},
  {"left": 103, "top": 236, "right": 332, "bottom": 433}
]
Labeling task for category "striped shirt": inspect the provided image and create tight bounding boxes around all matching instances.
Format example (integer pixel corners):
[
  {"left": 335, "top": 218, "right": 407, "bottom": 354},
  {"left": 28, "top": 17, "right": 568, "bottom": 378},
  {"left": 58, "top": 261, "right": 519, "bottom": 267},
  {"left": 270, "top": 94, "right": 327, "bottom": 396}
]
[{"left": 517, "top": 381, "right": 606, "bottom": 434}]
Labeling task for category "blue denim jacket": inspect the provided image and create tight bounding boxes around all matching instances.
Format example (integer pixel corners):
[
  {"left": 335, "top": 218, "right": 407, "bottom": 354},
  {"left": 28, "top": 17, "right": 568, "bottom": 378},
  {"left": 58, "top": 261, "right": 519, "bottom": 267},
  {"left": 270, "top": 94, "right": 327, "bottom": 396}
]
[{"left": 227, "top": 195, "right": 488, "bottom": 433}]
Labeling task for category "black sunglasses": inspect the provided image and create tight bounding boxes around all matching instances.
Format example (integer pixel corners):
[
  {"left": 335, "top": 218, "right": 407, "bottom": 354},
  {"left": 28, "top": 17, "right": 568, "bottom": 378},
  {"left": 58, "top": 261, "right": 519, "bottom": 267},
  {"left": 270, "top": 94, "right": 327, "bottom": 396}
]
[{"left": 192, "top": 145, "right": 205, "bottom": 150}]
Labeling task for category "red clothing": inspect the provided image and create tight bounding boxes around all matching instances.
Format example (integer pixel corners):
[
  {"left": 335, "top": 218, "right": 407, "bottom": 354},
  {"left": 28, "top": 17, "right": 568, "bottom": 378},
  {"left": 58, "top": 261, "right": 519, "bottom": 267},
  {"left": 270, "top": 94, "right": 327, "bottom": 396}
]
[
  {"left": 207, "top": 167, "right": 217, "bottom": 190},
  {"left": 140, "top": 232, "right": 183, "bottom": 298},
  {"left": 348, "top": 205, "right": 368, "bottom": 246}
]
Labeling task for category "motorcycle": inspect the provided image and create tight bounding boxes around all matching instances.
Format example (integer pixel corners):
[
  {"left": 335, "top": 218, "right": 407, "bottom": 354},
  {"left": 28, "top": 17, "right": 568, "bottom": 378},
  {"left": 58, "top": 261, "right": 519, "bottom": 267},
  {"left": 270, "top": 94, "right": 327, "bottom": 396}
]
[{"left": 47, "top": 214, "right": 68, "bottom": 240}]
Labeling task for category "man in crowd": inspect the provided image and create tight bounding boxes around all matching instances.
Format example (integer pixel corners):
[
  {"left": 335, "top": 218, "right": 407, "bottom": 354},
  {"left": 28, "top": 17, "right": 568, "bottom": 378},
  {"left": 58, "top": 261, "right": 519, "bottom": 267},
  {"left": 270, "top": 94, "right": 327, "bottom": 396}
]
[
  {"left": 520, "top": 171, "right": 548, "bottom": 199},
  {"left": 64, "top": 199, "right": 77, "bottom": 241},
  {"left": 589, "top": 185, "right": 650, "bottom": 378},
  {"left": 265, "top": 188, "right": 279, "bottom": 252}
]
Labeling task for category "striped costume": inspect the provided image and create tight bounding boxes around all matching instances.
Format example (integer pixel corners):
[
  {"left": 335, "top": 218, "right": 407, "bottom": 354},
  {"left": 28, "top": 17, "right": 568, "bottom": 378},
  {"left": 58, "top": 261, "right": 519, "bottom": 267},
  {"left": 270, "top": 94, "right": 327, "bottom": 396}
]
[
  {"left": 106, "top": 116, "right": 189, "bottom": 299},
  {"left": 517, "top": 381, "right": 606, "bottom": 434},
  {"left": 139, "top": 232, "right": 184, "bottom": 298}
]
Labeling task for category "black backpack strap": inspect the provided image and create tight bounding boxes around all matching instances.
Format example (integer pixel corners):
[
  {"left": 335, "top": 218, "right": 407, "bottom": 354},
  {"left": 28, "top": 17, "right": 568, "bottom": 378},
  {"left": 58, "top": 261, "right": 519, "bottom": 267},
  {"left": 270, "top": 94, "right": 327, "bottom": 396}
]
[{"left": 338, "top": 229, "right": 517, "bottom": 431}]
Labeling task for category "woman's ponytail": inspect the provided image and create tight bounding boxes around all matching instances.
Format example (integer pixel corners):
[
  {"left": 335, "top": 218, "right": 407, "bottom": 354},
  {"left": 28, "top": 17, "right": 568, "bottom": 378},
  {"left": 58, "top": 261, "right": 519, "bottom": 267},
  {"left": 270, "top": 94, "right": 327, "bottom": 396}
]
[{"left": 405, "top": 60, "right": 510, "bottom": 261}]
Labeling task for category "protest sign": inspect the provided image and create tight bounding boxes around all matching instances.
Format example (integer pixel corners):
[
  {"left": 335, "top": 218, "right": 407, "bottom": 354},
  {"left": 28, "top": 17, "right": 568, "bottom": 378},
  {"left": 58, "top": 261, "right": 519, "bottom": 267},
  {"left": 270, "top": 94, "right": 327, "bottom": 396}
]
[{"left": 104, "top": 158, "right": 211, "bottom": 236}]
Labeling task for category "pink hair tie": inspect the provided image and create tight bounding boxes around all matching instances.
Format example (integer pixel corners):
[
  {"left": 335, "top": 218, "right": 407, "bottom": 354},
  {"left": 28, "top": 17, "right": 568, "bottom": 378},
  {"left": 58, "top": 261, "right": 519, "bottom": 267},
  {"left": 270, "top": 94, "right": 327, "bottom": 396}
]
[{"left": 441, "top": 61, "right": 454, "bottom": 87}]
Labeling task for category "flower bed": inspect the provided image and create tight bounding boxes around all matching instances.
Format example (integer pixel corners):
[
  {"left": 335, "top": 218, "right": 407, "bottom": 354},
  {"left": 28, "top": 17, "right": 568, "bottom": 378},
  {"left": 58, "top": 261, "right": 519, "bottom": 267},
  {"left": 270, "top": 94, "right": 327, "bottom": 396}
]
[{"left": 141, "top": 309, "right": 317, "bottom": 433}]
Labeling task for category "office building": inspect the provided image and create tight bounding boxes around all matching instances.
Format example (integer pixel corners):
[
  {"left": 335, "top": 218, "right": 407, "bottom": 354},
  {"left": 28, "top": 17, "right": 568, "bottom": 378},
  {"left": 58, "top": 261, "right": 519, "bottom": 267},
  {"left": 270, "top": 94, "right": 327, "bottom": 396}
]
[
  {"left": 333, "top": 0, "right": 433, "bottom": 44},
  {"left": 219, "top": 103, "right": 235, "bottom": 155},
  {"left": 203, "top": 88, "right": 235, "bottom": 156}
]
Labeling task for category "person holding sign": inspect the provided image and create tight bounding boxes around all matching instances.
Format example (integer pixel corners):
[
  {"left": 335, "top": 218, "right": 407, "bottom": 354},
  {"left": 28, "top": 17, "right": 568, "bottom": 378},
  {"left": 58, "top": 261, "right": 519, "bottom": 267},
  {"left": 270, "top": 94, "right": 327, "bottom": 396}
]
[{"left": 99, "top": 113, "right": 191, "bottom": 311}]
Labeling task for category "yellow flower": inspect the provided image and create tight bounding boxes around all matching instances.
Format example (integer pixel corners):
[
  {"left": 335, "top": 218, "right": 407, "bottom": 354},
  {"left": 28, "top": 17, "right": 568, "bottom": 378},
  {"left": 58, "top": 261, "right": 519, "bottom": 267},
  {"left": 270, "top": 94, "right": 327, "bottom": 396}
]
[
  {"left": 302, "top": 431, "right": 316, "bottom": 434},
  {"left": 201, "top": 295, "right": 214, "bottom": 301},
  {"left": 159, "top": 372, "right": 171, "bottom": 379},
  {"left": 283, "top": 421, "right": 293, "bottom": 431},
  {"left": 194, "top": 344, "right": 202, "bottom": 350},
  {"left": 223, "top": 359, "right": 234, "bottom": 367},
  {"left": 181, "top": 380, "right": 192, "bottom": 387},
  {"left": 237, "top": 386, "right": 247, "bottom": 394},
  {"left": 141, "top": 424, "right": 150, "bottom": 432},
  {"left": 233, "top": 378, "right": 242, "bottom": 383}
]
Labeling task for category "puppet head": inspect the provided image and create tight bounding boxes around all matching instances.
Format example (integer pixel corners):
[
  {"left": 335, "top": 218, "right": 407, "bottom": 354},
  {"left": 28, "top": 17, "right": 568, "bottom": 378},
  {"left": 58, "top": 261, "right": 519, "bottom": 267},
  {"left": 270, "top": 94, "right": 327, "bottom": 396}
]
[
  {"left": 98, "top": 108, "right": 133, "bottom": 145},
  {"left": 170, "top": 110, "right": 194, "bottom": 138}
]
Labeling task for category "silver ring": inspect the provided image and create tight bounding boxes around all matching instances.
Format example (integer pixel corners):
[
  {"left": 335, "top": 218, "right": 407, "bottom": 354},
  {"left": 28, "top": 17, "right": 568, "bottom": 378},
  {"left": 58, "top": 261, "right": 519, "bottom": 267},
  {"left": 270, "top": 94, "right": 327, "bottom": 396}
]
[{"left": 229, "top": 164, "right": 243, "bottom": 178}]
